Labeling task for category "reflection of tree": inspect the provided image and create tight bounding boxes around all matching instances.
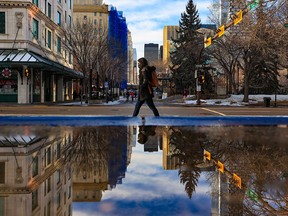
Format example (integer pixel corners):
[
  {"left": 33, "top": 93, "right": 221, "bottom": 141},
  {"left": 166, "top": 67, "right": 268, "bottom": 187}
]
[
  {"left": 202, "top": 126, "right": 288, "bottom": 215},
  {"left": 64, "top": 126, "right": 128, "bottom": 184},
  {"left": 169, "top": 128, "right": 204, "bottom": 199},
  {"left": 64, "top": 127, "right": 108, "bottom": 178}
]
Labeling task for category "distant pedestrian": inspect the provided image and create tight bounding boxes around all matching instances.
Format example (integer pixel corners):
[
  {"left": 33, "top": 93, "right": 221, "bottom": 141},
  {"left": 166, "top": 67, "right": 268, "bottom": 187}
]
[
  {"left": 130, "top": 91, "right": 135, "bottom": 102},
  {"left": 126, "top": 91, "right": 130, "bottom": 102},
  {"left": 132, "top": 57, "right": 160, "bottom": 117}
]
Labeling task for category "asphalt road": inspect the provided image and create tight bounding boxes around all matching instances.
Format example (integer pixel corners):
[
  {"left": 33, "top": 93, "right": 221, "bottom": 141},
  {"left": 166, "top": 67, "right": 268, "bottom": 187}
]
[{"left": 0, "top": 102, "right": 287, "bottom": 116}]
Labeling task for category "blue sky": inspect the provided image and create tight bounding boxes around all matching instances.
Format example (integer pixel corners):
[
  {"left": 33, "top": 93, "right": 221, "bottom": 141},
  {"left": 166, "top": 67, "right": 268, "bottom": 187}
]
[
  {"left": 103, "top": 0, "right": 213, "bottom": 58},
  {"left": 73, "top": 143, "right": 212, "bottom": 216}
]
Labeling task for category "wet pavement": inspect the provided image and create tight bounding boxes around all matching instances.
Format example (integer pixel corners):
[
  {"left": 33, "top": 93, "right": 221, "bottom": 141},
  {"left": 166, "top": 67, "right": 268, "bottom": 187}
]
[{"left": 0, "top": 119, "right": 287, "bottom": 216}]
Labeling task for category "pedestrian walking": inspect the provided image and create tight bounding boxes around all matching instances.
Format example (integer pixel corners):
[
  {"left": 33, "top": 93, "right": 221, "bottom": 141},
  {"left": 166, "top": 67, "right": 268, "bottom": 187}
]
[
  {"left": 132, "top": 57, "right": 160, "bottom": 117},
  {"left": 130, "top": 91, "right": 135, "bottom": 102}
]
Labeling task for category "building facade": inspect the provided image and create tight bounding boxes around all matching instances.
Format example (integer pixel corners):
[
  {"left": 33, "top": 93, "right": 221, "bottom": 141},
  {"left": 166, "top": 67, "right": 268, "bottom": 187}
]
[
  {"left": 73, "top": 1, "right": 130, "bottom": 92},
  {"left": 0, "top": 0, "right": 83, "bottom": 104},
  {"left": 163, "top": 26, "right": 179, "bottom": 64},
  {"left": 144, "top": 43, "right": 159, "bottom": 64}
]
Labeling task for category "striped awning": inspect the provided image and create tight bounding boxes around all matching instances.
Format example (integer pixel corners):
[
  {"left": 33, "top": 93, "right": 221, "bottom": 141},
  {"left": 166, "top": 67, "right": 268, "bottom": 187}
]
[{"left": 0, "top": 49, "right": 83, "bottom": 78}]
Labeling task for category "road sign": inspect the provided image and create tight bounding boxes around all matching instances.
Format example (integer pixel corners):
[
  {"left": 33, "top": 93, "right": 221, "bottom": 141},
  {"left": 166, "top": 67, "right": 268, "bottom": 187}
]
[{"left": 284, "top": 23, "right": 288, "bottom": 28}]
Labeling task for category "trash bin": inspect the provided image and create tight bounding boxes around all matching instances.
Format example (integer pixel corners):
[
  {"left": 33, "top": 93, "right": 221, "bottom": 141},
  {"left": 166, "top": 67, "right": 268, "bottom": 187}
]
[{"left": 263, "top": 97, "right": 271, "bottom": 107}]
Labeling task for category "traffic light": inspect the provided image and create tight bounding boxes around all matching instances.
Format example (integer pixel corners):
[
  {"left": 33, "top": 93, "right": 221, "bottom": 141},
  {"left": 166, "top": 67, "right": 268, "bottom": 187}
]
[
  {"left": 198, "top": 75, "right": 205, "bottom": 84},
  {"left": 25, "top": 68, "right": 29, "bottom": 77},
  {"left": 204, "top": 150, "right": 211, "bottom": 161},
  {"left": 204, "top": 37, "right": 212, "bottom": 48},
  {"left": 248, "top": 0, "right": 259, "bottom": 10},
  {"left": 233, "top": 10, "right": 243, "bottom": 26},
  {"left": 216, "top": 25, "right": 225, "bottom": 37},
  {"left": 217, "top": 161, "right": 224, "bottom": 173}
]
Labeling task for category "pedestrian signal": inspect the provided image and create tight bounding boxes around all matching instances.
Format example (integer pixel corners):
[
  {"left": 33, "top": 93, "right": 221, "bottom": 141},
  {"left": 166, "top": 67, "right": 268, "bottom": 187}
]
[
  {"left": 25, "top": 68, "right": 29, "bottom": 77},
  {"left": 216, "top": 25, "right": 225, "bottom": 37},
  {"left": 233, "top": 10, "right": 243, "bottom": 25},
  {"left": 204, "top": 37, "right": 212, "bottom": 48}
]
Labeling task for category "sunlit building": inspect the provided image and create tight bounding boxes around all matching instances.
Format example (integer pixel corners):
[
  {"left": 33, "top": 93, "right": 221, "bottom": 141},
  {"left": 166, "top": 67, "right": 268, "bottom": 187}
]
[
  {"left": 0, "top": 0, "right": 83, "bottom": 104},
  {"left": 163, "top": 25, "right": 179, "bottom": 64}
]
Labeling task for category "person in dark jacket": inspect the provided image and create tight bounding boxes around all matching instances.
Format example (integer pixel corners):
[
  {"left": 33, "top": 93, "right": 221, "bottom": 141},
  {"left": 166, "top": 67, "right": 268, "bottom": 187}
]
[{"left": 132, "top": 57, "right": 160, "bottom": 117}]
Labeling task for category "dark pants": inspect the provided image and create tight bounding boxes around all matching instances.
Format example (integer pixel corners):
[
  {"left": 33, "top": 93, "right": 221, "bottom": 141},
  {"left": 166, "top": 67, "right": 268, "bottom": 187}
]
[{"left": 132, "top": 97, "right": 160, "bottom": 117}]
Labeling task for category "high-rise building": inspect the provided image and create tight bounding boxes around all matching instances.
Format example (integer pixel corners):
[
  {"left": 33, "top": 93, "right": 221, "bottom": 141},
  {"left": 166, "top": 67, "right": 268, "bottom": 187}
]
[
  {"left": 0, "top": 0, "right": 83, "bottom": 104},
  {"left": 144, "top": 43, "right": 159, "bottom": 64},
  {"left": 163, "top": 26, "right": 179, "bottom": 64}
]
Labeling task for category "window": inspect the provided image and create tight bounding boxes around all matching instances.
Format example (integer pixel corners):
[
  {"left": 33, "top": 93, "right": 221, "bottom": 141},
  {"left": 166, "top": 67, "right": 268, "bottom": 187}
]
[
  {"left": 0, "top": 162, "right": 5, "bottom": 183},
  {"left": 56, "top": 192, "right": 61, "bottom": 209},
  {"left": 0, "top": 12, "right": 5, "bottom": 34},
  {"left": 68, "top": 0, "right": 71, "bottom": 9},
  {"left": 33, "top": 18, "right": 39, "bottom": 39},
  {"left": 32, "top": 190, "right": 38, "bottom": 210},
  {"left": 47, "top": 30, "right": 51, "bottom": 49},
  {"left": 32, "top": 156, "right": 38, "bottom": 177},
  {"left": 69, "top": 53, "right": 72, "bottom": 64},
  {"left": 65, "top": 11, "right": 67, "bottom": 23},
  {"left": 68, "top": 15, "right": 71, "bottom": 28},
  {"left": 56, "top": 169, "right": 61, "bottom": 184},
  {"left": 45, "top": 146, "right": 51, "bottom": 166},
  {"left": 57, "top": 142, "right": 61, "bottom": 159},
  {"left": 32, "top": 0, "right": 39, "bottom": 7},
  {"left": 58, "top": 0, "right": 61, "bottom": 3},
  {"left": 48, "top": 3, "right": 51, "bottom": 18},
  {"left": 44, "top": 0, "right": 47, "bottom": 14},
  {"left": 57, "top": 11, "right": 61, "bottom": 26},
  {"left": 57, "top": 36, "right": 61, "bottom": 53}
]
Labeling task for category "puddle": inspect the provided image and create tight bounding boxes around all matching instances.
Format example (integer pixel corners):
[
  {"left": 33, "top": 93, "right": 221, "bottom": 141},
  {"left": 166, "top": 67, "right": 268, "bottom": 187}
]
[{"left": 0, "top": 122, "right": 287, "bottom": 216}]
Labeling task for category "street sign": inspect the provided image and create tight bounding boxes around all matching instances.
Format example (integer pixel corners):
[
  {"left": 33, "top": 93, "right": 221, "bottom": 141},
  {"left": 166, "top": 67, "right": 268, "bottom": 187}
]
[
  {"left": 284, "top": 23, "right": 288, "bottom": 28},
  {"left": 104, "top": 82, "right": 108, "bottom": 88}
]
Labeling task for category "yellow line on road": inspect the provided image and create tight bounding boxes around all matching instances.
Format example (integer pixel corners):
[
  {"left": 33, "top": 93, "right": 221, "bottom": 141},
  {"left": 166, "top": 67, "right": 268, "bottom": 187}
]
[{"left": 201, "top": 108, "right": 226, "bottom": 116}]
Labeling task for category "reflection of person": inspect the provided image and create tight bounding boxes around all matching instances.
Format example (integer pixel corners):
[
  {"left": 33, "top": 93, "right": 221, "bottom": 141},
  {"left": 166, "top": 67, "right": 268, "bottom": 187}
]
[
  {"left": 132, "top": 57, "right": 160, "bottom": 117},
  {"left": 137, "top": 125, "right": 156, "bottom": 144}
]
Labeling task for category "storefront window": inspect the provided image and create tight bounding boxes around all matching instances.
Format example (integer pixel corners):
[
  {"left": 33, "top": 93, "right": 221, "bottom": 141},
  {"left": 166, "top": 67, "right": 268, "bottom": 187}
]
[{"left": 0, "top": 68, "right": 18, "bottom": 102}]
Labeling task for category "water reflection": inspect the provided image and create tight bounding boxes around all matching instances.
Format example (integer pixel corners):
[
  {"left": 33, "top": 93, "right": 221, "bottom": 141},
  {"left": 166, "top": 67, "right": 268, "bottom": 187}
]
[{"left": 0, "top": 125, "right": 287, "bottom": 216}]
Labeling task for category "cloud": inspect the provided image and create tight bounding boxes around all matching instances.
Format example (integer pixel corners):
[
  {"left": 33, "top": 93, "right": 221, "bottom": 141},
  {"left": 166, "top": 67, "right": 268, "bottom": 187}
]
[{"left": 104, "top": 0, "right": 213, "bottom": 62}]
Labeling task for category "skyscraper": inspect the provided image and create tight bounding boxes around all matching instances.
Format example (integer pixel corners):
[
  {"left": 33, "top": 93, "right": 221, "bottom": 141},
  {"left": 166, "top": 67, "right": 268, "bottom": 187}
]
[
  {"left": 163, "top": 26, "right": 179, "bottom": 63},
  {"left": 144, "top": 43, "right": 159, "bottom": 64}
]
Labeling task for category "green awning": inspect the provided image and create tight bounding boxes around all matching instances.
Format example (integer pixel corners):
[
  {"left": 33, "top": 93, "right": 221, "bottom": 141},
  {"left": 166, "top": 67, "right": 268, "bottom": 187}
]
[{"left": 0, "top": 49, "right": 83, "bottom": 78}]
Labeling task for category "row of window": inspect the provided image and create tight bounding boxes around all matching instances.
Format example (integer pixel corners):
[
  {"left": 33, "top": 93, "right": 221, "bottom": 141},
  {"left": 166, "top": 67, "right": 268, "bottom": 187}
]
[{"left": 33, "top": 0, "right": 72, "bottom": 10}]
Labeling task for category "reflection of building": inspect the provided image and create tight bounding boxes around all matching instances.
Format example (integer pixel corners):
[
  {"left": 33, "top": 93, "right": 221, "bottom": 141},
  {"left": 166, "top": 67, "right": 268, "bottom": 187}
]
[
  {"left": 0, "top": 126, "right": 73, "bottom": 216},
  {"left": 0, "top": 0, "right": 83, "bottom": 104},
  {"left": 72, "top": 127, "right": 133, "bottom": 202}
]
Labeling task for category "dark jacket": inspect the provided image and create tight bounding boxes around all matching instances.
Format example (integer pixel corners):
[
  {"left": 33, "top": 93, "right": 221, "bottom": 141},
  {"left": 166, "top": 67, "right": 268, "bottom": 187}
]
[{"left": 138, "top": 66, "right": 156, "bottom": 101}]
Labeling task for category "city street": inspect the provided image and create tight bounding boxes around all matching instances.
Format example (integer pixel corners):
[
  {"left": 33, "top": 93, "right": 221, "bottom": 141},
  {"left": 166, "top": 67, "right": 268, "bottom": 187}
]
[{"left": 0, "top": 102, "right": 287, "bottom": 116}]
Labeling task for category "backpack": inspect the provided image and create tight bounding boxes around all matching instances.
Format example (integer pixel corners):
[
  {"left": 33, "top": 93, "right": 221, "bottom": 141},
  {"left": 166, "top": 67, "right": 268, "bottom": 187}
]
[{"left": 149, "top": 69, "right": 159, "bottom": 88}]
